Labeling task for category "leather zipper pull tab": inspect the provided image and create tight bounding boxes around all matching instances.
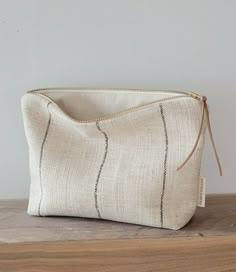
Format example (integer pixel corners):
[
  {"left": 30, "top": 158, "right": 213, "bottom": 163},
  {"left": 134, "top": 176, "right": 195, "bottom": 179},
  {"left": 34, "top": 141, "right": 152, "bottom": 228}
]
[
  {"left": 203, "top": 98, "right": 223, "bottom": 176},
  {"left": 177, "top": 96, "right": 223, "bottom": 176}
]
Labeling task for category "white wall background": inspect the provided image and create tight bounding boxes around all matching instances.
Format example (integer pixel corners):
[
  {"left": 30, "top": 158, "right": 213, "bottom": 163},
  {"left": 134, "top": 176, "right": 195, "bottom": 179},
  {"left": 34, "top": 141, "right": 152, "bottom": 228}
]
[{"left": 0, "top": 0, "right": 235, "bottom": 198}]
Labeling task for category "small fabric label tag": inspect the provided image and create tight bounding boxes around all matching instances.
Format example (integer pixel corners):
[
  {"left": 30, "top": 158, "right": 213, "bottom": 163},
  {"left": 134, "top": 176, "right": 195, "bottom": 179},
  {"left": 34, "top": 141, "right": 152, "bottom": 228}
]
[{"left": 197, "top": 177, "right": 206, "bottom": 208}]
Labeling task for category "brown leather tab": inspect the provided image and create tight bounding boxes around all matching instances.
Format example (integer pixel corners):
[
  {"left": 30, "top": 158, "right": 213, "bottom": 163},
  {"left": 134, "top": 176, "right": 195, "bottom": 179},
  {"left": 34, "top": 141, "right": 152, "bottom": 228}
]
[{"left": 177, "top": 97, "right": 222, "bottom": 176}]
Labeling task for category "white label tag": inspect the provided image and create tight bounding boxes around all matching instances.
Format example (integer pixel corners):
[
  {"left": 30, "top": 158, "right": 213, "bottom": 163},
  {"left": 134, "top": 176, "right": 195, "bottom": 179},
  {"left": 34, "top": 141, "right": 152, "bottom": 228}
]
[{"left": 197, "top": 177, "right": 206, "bottom": 208}]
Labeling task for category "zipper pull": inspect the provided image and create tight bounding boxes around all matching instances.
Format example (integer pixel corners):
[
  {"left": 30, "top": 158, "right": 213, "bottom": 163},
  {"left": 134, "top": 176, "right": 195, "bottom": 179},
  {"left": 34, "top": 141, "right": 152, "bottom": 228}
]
[
  {"left": 188, "top": 92, "right": 202, "bottom": 100},
  {"left": 177, "top": 96, "right": 223, "bottom": 176}
]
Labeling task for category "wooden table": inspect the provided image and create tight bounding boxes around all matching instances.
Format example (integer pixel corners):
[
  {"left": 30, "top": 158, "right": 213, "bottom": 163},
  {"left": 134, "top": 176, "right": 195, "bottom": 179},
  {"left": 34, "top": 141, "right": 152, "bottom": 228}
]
[{"left": 0, "top": 194, "right": 236, "bottom": 271}]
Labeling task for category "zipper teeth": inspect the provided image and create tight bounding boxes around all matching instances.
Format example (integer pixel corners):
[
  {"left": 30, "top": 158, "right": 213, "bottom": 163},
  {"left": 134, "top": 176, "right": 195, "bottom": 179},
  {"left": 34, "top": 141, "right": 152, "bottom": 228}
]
[
  {"left": 27, "top": 87, "right": 195, "bottom": 96},
  {"left": 32, "top": 92, "right": 200, "bottom": 124}
]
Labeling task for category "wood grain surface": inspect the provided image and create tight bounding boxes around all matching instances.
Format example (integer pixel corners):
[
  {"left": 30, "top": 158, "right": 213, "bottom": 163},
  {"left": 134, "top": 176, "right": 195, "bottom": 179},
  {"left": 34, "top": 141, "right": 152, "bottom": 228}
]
[
  {"left": 0, "top": 194, "right": 236, "bottom": 271},
  {"left": 1, "top": 236, "right": 236, "bottom": 272}
]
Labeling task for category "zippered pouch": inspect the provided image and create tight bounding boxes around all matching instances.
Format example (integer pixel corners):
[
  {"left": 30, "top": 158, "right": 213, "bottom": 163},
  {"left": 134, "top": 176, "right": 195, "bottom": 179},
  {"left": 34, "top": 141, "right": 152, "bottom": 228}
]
[{"left": 21, "top": 88, "right": 222, "bottom": 230}]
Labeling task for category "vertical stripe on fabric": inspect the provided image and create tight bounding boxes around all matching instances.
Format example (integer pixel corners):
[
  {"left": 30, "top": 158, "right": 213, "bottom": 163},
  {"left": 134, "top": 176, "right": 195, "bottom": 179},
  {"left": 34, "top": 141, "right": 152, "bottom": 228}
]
[
  {"left": 38, "top": 102, "right": 52, "bottom": 216},
  {"left": 160, "top": 104, "right": 169, "bottom": 227},
  {"left": 95, "top": 121, "right": 108, "bottom": 219}
]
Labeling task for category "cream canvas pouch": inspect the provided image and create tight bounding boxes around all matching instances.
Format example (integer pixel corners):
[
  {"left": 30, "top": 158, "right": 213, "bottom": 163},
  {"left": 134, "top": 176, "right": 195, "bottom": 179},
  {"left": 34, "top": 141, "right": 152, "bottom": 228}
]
[{"left": 21, "top": 88, "right": 222, "bottom": 230}]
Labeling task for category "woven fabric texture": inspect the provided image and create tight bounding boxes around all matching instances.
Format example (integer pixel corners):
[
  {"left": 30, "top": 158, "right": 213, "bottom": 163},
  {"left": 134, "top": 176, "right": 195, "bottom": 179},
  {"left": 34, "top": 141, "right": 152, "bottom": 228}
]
[{"left": 22, "top": 90, "right": 206, "bottom": 230}]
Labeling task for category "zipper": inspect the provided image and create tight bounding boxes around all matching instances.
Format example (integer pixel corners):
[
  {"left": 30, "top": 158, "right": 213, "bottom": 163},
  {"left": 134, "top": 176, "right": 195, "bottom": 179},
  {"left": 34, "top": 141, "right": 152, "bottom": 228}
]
[
  {"left": 27, "top": 87, "right": 222, "bottom": 175},
  {"left": 27, "top": 87, "right": 202, "bottom": 97},
  {"left": 27, "top": 87, "right": 202, "bottom": 123}
]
